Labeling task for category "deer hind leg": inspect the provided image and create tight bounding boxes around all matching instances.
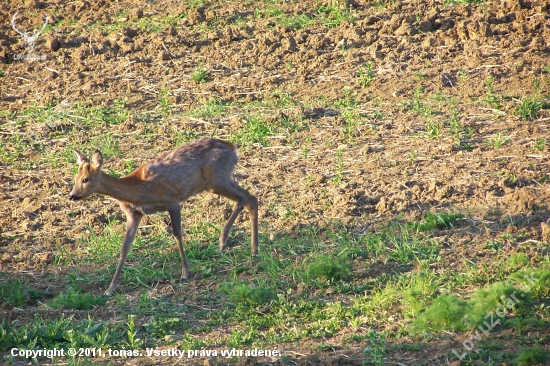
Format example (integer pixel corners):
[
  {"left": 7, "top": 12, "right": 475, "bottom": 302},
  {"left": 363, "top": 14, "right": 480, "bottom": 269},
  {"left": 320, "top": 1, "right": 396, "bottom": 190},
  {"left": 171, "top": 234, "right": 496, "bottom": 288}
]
[
  {"left": 168, "top": 205, "right": 190, "bottom": 280},
  {"left": 210, "top": 180, "right": 259, "bottom": 256}
]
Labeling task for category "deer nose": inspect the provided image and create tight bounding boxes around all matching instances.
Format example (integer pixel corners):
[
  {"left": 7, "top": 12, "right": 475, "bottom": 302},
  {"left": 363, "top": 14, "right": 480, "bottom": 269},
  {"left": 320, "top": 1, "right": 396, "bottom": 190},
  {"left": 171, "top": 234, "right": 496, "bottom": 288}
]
[{"left": 69, "top": 194, "right": 78, "bottom": 201}]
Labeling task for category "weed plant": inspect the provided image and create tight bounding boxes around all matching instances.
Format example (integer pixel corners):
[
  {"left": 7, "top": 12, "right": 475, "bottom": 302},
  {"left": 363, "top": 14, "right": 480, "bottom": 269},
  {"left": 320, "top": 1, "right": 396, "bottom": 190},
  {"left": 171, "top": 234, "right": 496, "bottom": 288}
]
[
  {"left": 516, "top": 96, "right": 543, "bottom": 121},
  {"left": 305, "top": 254, "right": 352, "bottom": 282},
  {"left": 409, "top": 212, "right": 464, "bottom": 231},
  {"left": 192, "top": 61, "right": 208, "bottom": 84},
  {"left": 220, "top": 283, "right": 275, "bottom": 308},
  {"left": 515, "top": 346, "right": 550, "bottom": 366},
  {"left": 49, "top": 290, "right": 107, "bottom": 310}
]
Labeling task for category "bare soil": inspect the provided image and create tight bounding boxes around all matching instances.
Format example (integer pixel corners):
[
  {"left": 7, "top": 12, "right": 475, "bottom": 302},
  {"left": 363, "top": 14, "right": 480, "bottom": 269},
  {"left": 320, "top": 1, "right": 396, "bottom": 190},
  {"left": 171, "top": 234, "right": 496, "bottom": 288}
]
[{"left": 1, "top": 0, "right": 550, "bottom": 365}]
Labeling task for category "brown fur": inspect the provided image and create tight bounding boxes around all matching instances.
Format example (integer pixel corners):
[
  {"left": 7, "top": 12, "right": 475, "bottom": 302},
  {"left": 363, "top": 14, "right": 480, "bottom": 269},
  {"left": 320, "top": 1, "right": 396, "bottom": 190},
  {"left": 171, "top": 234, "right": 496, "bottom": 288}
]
[{"left": 69, "top": 138, "right": 258, "bottom": 296}]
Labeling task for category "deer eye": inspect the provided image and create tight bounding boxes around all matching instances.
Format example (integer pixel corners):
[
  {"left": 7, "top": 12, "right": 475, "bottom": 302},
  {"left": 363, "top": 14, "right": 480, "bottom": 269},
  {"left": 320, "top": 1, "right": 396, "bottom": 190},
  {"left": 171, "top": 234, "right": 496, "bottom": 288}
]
[{"left": 82, "top": 178, "right": 89, "bottom": 183}]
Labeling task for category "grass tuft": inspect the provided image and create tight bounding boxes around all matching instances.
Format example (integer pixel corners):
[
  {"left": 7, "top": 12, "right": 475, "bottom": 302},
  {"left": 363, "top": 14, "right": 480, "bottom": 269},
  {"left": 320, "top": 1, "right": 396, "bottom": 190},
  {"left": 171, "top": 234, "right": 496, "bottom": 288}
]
[
  {"left": 221, "top": 283, "right": 275, "bottom": 308},
  {"left": 49, "top": 289, "right": 107, "bottom": 310},
  {"left": 306, "top": 255, "right": 352, "bottom": 282},
  {"left": 516, "top": 96, "right": 543, "bottom": 121},
  {"left": 411, "top": 294, "right": 469, "bottom": 333},
  {"left": 409, "top": 212, "right": 464, "bottom": 231},
  {"left": 191, "top": 61, "right": 208, "bottom": 84},
  {"left": 411, "top": 281, "right": 529, "bottom": 334},
  {"left": 515, "top": 346, "right": 550, "bottom": 366},
  {"left": 0, "top": 279, "right": 29, "bottom": 307}
]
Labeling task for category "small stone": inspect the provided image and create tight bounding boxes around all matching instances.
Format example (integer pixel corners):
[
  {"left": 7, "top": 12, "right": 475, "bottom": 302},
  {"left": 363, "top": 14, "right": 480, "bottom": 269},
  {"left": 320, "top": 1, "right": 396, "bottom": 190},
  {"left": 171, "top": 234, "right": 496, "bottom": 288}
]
[
  {"left": 365, "top": 16, "right": 380, "bottom": 25},
  {"left": 372, "top": 49, "right": 384, "bottom": 59},
  {"left": 46, "top": 37, "right": 61, "bottom": 51},
  {"left": 395, "top": 21, "right": 417, "bottom": 36},
  {"left": 164, "top": 334, "right": 183, "bottom": 342},
  {"left": 130, "top": 9, "right": 144, "bottom": 21},
  {"left": 418, "top": 20, "right": 433, "bottom": 32},
  {"left": 159, "top": 51, "right": 171, "bottom": 60},
  {"left": 208, "top": 30, "right": 222, "bottom": 40},
  {"left": 187, "top": 7, "right": 205, "bottom": 25},
  {"left": 123, "top": 28, "right": 139, "bottom": 38}
]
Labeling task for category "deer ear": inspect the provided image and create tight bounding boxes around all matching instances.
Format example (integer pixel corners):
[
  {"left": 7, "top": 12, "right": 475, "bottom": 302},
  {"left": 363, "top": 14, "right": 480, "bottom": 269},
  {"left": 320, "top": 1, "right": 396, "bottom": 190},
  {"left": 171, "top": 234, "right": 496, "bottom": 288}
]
[
  {"left": 90, "top": 150, "right": 103, "bottom": 171},
  {"left": 74, "top": 150, "right": 86, "bottom": 165}
]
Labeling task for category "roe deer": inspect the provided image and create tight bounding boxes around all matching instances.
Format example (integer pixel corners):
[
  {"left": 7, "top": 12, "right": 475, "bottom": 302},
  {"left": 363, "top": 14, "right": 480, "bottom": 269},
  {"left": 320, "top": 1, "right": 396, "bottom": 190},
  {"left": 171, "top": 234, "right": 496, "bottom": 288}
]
[{"left": 69, "top": 138, "right": 259, "bottom": 296}]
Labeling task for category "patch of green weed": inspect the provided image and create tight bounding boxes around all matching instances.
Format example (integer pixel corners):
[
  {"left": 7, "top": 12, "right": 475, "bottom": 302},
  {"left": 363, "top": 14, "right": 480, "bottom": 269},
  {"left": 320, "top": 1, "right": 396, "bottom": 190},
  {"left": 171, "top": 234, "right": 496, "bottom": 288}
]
[
  {"left": 357, "top": 61, "right": 375, "bottom": 88},
  {"left": 0, "top": 279, "right": 30, "bottom": 307},
  {"left": 409, "top": 212, "right": 464, "bottom": 231},
  {"left": 187, "top": 96, "right": 229, "bottom": 119},
  {"left": 506, "top": 253, "right": 529, "bottom": 270},
  {"left": 485, "top": 131, "right": 511, "bottom": 148},
  {"left": 411, "top": 281, "right": 528, "bottom": 334},
  {"left": 516, "top": 96, "right": 543, "bottom": 121},
  {"left": 515, "top": 346, "right": 550, "bottom": 366},
  {"left": 275, "top": 14, "right": 312, "bottom": 29},
  {"left": 363, "top": 330, "right": 386, "bottom": 366},
  {"left": 231, "top": 116, "right": 272, "bottom": 146},
  {"left": 49, "top": 290, "right": 107, "bottom": 310},
  {"left": 192, "top": 61, "right": 208, "bottom": 84},
  {"left": 305, "top": 254, "right": 352, "bottom": 282},
  {"left": 411, "top": 294, "right": 469, "bottom": 333},
  {"left": 316, "top": 1, "right": 356, "bottom": 27},
  {"left": 220, "top": 283, "right": 275, "bottom": 308}
]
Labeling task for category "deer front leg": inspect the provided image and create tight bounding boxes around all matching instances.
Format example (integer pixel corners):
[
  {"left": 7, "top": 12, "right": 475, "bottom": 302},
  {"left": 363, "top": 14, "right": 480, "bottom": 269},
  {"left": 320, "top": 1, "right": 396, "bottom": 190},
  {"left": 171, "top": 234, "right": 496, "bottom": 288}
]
[
  {"left": 168, "top": 205, "right": 190, "bottom": 281},
  {"left": 104, "top": 210, "right": 143, "bottom": 296}
]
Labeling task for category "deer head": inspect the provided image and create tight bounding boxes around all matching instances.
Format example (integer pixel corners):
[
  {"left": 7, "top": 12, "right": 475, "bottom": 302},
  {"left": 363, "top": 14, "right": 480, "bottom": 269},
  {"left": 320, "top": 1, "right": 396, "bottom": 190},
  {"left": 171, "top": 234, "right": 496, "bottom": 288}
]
[{"left": 69, "top": 150, "right": 104, "bottom": 201}]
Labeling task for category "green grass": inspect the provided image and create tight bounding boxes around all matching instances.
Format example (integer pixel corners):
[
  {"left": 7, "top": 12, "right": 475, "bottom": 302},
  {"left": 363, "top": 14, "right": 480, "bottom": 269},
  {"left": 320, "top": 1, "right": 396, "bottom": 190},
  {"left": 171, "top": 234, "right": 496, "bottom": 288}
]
[
  {"left": 49, "top": 289, "right": 107, "bottom": 310},
  {"left": 231, "top": 115, "right": 273, "bottom": 146},
  {"left": 362, "top": 330, "right": 386, "bottom": 366},
  {"left": 85, "top": 13, "right": 184, "bottom": 34},
  {"left": 2, "top": 216, "right": 549, "bottom": 363},
  {"left": 221, "top": 282, "right": 276, "bottom": 307},
  {"left": 316, "top": 2, "right": 356, "bottom": 28},
  {"left": 0, "top": 100, "right": 129, "bottom": 168},
  {"left": 483, "top": 75, "right": 501, "bottom": 109},
  {"left": 305, "top": 254, "right": 352, "bottom": 283},
  {"left": 0, "top": 279, "right": 27, "bottom": 307},
  {"left": 275, "top": 14, "right": 312, "bottom": 29},
  {"left": 409, "top": 212, "right": 464, "bottom": 231},
  {"left": 515, "top": 346, "right": 550, "bottom": 366},
  {"left": 187, "top": 96, "right": 230, "bottom": 119},
  {"left": 516, "top": 96, "right": 543, "bottom": 121},
  {"left": 486, "top": 131, "right": 511, "bottom": 148},
  {"left": 410, "top": 264, "right": 550, "bottom": 335},
  {"left": 357, "top": 61, "right": 375, "bottom": 88},
  {"left": 2, "top": 0, "right": 550, "bottom": 362},
  {"left": 158, "top": 88, "right": 172, "bottom": 115},
  {"left": 191, "top": 61, "right": 208, "bottom": 84},
  {"left": 0, "top": 315, "right": 119, "bottom": 352}
]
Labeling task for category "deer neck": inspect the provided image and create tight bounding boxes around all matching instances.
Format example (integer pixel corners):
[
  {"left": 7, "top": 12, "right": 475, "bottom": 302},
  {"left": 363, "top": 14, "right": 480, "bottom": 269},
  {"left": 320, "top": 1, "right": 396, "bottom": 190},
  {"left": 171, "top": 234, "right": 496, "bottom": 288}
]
[{"left": 96, "top": 171, "right": 146, "bottom": 203}]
